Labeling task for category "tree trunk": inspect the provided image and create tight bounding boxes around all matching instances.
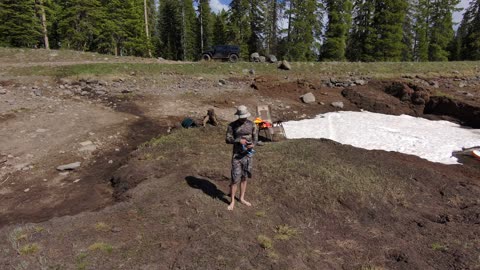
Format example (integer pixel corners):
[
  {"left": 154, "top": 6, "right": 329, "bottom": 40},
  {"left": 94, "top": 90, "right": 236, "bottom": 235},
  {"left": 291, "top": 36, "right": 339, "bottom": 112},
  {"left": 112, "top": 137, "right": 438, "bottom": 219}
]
[
  {"left": 37, "top": 0, "right": 50, "bottom": 49},
  {"left": 200, "top": 1, "right": 204, "bottom": 52},
  {"left": 144, "top": 0, "right": 152, "bottom": 57},
  {"left": 182, "top": 0, "right": 186, "bottom": 60}
]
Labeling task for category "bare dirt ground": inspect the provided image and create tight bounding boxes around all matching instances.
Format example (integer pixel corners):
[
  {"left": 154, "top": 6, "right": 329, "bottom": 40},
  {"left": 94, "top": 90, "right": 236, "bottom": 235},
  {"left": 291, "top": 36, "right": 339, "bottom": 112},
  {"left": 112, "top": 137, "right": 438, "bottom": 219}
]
[{"left": 0, "top": 50, "right": 479, "bottom": 269}]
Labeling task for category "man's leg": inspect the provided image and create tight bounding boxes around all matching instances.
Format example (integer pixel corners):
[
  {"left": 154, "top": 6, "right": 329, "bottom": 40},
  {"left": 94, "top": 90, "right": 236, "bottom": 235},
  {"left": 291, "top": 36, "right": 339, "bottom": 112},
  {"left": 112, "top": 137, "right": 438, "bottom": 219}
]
[
  {"left": 240, "top": 178, "right": 252, "bottom": 207},
  {"left": 228, "top": 183, "right": 237, "bottom": 210}
]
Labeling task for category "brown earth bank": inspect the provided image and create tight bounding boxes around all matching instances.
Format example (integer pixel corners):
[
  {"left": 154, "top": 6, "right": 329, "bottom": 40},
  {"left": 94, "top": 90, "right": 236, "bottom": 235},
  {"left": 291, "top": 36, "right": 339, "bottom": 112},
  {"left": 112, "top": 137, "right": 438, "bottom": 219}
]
[{"left": 0, "top": 65, "right": 479, "bottom": 269}]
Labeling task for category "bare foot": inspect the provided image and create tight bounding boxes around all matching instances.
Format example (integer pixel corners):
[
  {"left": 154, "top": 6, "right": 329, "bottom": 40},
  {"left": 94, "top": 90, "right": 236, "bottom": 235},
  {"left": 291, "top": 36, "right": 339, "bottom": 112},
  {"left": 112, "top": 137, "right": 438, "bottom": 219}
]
[
  {"left": 240, "top": 199, "right": 252, "bottom": 207},
  {"left": 227, "top": 202, "right": 235, "bottom": 211}
]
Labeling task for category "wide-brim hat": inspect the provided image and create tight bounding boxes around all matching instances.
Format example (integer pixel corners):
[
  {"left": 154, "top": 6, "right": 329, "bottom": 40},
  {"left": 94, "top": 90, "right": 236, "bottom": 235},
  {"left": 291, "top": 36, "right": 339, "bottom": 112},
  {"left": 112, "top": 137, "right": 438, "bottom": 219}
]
[{"left": 235, "top": 105, "right": 251, "bottom": 119}]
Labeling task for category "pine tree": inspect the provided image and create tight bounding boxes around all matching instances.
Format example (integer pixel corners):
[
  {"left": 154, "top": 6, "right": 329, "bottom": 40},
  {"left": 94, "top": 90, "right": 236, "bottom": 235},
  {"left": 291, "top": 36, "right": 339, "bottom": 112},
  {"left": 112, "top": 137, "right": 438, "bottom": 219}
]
[
  {"left": 56, "top": 0, "right": 105, "bottom": 51},
  {"left": 401, "top": 0, "right": 415, "bottom": 61},
  {"left": 428, "top": 0, "right": 459, "bottom": 61},
  {"left": 264, "top": 0, "right": 281, "bottom": 55},
  {"left": 456, "top": 0, "right": 480, "bottom": 60},
  {"left": 181, "top": 0, "right": 197, "bottom": 60},
  {"left": 371, "top": 0, "right": 408, "bottom": 61},
  {"left": 346, "top": 0, "right": 376, "bottom": 61},
  {"left": 123, "top": 0, "right": 155, "bottom": 57},
  {"left": 197, "top": 0, "right": 213, "bottom": 52},
  {"left": 321, "top": 0, "right": 353, "bottom": 61},
  {"left": 213, "top": 10, "right": 228, "bottom": 46},
  {"left": 283, "top": 0, "right": 323, "bottom": 61},
  {"left": 228, "top": 0, "right": 251, "bottom": 57},
  {"left": 247, "top": 0, "right": 266, "bottom": 54},
  {"left": 96, "top": 0, "right": 131, "bottom": 55},
  {"left": 159, "top": 0, "right": 182, "bottom": 59},
  {"left": 412, "top": 0, "right": 459, "bottom": 61},
  {"left": 0, "top": 0, "right": 43, "bottom": 47}
]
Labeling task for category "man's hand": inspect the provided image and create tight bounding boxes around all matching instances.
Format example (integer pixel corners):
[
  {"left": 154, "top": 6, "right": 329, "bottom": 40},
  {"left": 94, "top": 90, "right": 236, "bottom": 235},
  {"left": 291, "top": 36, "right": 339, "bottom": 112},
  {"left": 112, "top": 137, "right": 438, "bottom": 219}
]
[
  {"left": 240, "top": 138, "right": 247, "bottom": 145},
  {"left": 246, "top": 144, "right": 254, "bottom": 149}
]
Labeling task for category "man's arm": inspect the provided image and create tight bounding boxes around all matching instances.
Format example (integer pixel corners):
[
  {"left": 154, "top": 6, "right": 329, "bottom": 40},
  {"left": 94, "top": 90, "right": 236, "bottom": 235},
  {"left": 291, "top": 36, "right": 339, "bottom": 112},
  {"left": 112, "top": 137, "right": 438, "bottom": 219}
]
[
  {"left": 252, "top": 122, "right": 258, "bottom": 145},
  {"left": 226, "top": 124, "right": 242, "bottom": 144}
]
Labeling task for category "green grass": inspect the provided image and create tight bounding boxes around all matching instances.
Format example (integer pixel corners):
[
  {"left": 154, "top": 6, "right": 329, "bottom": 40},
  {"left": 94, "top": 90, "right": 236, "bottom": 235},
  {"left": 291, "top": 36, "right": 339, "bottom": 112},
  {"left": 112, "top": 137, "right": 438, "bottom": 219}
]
[
  {"left": 94, "top": 222, "right": 111, "bottom": 232},
  {"left": 19, "top": 243, "right": 39, "bottom": 255},
  {"left": 274, "top": 225, "right": 298, "bottom": 240},
  {"left": 2, "top": 48, "right": 479, "bottom": 79},
  {"left": 431, "top": 243, "right": 448, "bottom": 252},
  {"left": 142, "top": 126, "right": 408, "bottom": 209},
  {"left": 75, "top": 252, "right": 89, "bottom": 270},
  {"left": 88, "top": 242, "right": 114, "bottom": 253},
  {"left": 257, "top": 235, "right": 273, "bottom": 250}
]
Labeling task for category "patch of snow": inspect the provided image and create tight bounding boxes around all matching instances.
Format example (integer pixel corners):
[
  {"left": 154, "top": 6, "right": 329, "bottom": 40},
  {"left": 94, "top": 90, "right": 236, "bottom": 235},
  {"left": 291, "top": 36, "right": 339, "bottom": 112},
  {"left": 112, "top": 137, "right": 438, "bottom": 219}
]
[{"left": 283, "top": 111, "right": 480, "bottom": 165}]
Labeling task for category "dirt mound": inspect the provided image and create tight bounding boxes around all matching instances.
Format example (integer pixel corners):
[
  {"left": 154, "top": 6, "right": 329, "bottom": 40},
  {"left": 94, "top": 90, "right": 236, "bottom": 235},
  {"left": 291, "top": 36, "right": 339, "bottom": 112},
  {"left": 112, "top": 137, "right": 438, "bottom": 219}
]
[
  {"left": 425, "top": 96, "right": 480, "bottom": 128},
  {"left": 342, "top": 85, "right": 421, "bottom": 116}
]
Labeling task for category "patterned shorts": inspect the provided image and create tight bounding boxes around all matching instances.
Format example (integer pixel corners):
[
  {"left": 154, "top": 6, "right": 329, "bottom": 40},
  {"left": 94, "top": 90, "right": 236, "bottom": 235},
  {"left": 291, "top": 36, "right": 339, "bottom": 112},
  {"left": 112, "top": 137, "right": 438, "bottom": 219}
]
[{"left": 231, "top": 154, "right": 253, "bottom": 184}]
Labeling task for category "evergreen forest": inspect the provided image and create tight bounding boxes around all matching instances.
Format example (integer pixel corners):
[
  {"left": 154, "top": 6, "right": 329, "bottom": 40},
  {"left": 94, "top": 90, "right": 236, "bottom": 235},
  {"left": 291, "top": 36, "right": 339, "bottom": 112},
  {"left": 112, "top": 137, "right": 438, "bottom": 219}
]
[{"left": 0, "top": 0, "right": 479, "bottom": 61}]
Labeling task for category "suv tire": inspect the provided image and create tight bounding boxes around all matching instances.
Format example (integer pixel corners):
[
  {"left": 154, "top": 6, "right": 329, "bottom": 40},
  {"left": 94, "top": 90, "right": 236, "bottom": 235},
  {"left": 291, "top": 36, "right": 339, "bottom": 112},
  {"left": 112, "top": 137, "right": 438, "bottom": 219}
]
[
  {"left": 229, "top": 54, "right": 239, "bottom": 63},
  {"left": 202, "top": 54, "right": 211, "bottom": 61}
]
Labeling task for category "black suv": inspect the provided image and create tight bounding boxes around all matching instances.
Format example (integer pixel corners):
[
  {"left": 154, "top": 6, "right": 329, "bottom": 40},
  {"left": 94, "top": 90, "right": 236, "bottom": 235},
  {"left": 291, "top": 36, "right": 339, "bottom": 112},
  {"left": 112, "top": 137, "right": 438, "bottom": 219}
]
[{"left": 202, "top": 45, "right": 240, "bottom": 62}]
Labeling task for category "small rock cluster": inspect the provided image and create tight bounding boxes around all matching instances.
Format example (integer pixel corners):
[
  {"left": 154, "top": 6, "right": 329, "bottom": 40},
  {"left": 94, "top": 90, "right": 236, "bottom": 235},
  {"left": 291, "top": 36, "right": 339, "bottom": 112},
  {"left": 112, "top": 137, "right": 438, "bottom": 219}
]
[
  {"left": 324, "top": 78, "right": 368, "bottom": 88},
  {"left": 250, "top": 53, "right": 277, "bottom": 63},
  {"left": 58, "top": 78, "right": 110, "bottom": 96}
]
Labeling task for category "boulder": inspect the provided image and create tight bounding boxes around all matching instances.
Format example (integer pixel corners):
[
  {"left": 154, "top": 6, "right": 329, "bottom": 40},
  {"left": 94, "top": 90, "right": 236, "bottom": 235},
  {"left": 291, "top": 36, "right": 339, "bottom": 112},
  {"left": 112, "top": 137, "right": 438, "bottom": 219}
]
[
  {"left": 250, "top": 52, "right": 260, "bottom": 62},
  {"left": 355, "top": 79, "right": 367, "bottom": 86},
  {"left": 268, "top": 55, "right": 278, "bottom": 63},
  {"left": 56, "top": 162, "right": 81, "bottom": 171},
  {"left": 331, "top": 102, "right": 344, "bottom": 109},
  {"left": 259, "top": 56, "right": 266, "bottom": 63},
  {"left": 278, "top": 60, "right": 291, "bottom": 71},
  {"left": 301, "top": 92, "right": 316, "bottom": 104}
]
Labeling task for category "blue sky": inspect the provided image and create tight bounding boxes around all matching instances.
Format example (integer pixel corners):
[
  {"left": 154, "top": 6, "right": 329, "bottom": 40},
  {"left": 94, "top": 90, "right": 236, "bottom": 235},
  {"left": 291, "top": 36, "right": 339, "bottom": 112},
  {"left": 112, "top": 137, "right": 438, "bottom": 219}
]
[{"left": 210, "top": 0, "right": 470, "bottom": 23}]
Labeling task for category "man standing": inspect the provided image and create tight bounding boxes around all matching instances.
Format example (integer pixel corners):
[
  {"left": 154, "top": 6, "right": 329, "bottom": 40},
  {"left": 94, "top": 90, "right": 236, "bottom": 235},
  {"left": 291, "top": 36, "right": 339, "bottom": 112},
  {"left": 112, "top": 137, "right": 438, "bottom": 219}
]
[{"left": 226, "top": 105, "right": 258, "bottom": 211}]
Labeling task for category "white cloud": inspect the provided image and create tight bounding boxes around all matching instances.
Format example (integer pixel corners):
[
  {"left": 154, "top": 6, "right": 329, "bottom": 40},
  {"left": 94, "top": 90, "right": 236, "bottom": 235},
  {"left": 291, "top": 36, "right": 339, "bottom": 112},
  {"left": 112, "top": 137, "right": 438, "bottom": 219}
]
[{"left": 210, "top": 0, "right": 229, "bottom": 13}]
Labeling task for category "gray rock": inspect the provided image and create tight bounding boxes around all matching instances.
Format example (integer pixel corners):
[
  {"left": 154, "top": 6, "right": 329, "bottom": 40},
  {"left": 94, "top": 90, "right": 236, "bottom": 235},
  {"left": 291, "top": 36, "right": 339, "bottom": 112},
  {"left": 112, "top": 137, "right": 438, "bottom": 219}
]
[
  {"left": 249, "top": 69, "right": 255, "bottom": 75},
  {"left": 268, "top": 55, "right": 277, "bottom": 63},
  {"left": 81, "top": 91, "right": 89, "bottom": 96},
  {"left": 259, "top": 56, "right": 266, "bottom": 63},
  {"left": 82, "top": 86, "right": 92, "bottom": 92},
  {"left": 219, "top": 79, "right": 227, "bottom": 85},
  {"left": 58, "top": 78, "right": 72, "bottom": 85},
  {"left": 459, "top": 83, "right": 467, "bottom": 88},
  {"left": 429, "top": 81, "right": 439, "bottom": 88},
  {"left": 355, "top": 79, "right": 367, "bottom": 86},
  {"left": 98, "top": 80, "right": 108, "bottom": 86},
  {"left": 56, "top": 162, "right": 81, "bottom": 171},
  {"left": 301, "top": 92, "right": 316, "bottom": 104},
  {"left": 250, "top": 52, "right": 260, "bottom": 62},
  {"left": 0, "top": 89, "right": 6, "bottom": 95},
  {"left": 95, "top": 91, "right": 106, "bottom": 95},
  {"left": 79, "top": 145, "right": 97, "bottom": 152},
  {"left": 331, "top": 102, "right": 344, "bottom": 109},
  {"left": 278, "top": 60, "right": 291, "bottom": 71},
  {"left": 33, "top": 89, "right": 42, "bottom": 96},
  {"left": 63, "top": 90, "right": 73, "bottom": 96},
  {"left": 86, "top": 79, "right": 98, "bottom": 84},
  {"left": 121, "top": 89, "right": 133, "bottom": 94}
]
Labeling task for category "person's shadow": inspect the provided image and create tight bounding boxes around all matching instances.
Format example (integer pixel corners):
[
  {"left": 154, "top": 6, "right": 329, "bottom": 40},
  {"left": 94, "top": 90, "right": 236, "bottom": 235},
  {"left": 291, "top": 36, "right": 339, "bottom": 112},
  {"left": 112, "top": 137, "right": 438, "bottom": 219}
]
[{"left": 185, "top": 176, "right": 229, "bottom": 205}]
